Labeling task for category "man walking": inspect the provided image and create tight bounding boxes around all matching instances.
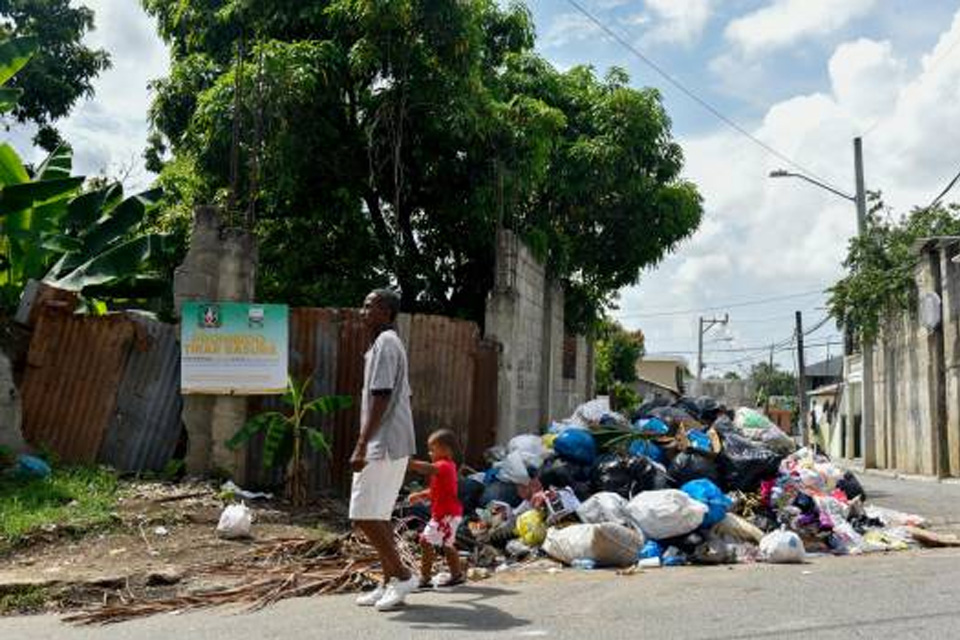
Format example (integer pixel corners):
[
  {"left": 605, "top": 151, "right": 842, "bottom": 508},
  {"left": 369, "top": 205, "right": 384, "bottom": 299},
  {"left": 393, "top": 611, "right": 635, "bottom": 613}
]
[{"left": 351, "top": 289, "right": 419, "bottom": 611}]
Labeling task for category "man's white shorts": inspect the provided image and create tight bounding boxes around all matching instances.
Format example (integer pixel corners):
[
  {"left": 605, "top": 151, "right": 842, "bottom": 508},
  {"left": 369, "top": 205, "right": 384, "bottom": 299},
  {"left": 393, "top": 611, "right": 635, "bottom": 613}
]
[{"left": 349, "top": 456, "right": 409, "bottom": 521}]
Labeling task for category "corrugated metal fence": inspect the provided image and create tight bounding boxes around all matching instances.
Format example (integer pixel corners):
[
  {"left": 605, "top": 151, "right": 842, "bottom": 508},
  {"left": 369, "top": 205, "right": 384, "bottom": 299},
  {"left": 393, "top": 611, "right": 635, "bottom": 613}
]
[
  {"left": 20, "top": 306, "right": 498, "bottom": 493},
  {"left": 21, "top": 308, "right": 183, "bottom": 472},
  {"left": 248, "top": 309, "right": 498, "bottom": 494}
]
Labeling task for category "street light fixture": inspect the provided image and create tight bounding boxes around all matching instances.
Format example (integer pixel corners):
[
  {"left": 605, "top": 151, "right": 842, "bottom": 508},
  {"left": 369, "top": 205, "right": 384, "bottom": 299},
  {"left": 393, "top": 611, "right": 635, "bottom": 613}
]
[{"left": 767, "top": 137, "right": 876, "bottom": 467}]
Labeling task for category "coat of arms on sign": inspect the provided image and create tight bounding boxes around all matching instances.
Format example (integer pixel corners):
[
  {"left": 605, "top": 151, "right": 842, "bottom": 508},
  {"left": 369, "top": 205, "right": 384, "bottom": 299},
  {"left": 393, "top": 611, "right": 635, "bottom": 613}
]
[{"left": 200, "top": 304, "right": 221, "bottom": 329}]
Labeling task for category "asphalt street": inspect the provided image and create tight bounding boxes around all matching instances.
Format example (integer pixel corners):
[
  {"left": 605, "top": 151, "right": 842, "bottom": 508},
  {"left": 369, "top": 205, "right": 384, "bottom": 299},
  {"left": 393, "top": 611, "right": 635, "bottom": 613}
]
[{"left": 4, "top": 474, "right": 960, "bottom": 640}]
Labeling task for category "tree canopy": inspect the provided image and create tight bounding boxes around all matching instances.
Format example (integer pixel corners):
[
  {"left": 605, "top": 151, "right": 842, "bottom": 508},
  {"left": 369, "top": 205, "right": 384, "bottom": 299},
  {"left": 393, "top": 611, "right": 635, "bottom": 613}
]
[
  {"left": 595, "top": 319, "right": 645, "bottom": 394},
  {"left": 142, "top": 0, "right": 703, "bottom": 330},
  {"left": 829, "top": 194, "right": 960, "bottom": 342},
  {"left": 0, "top": 1, "right": 111, "bottom": 151},
  {"left": 750, "top": 362, "right": 796, "bottom": 400}
]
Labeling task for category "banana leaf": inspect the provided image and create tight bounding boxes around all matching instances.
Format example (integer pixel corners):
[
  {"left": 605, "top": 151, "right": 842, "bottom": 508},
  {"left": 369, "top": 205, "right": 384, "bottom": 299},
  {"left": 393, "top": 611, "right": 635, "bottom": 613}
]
[
  {"left": 0, "top": 36, "right": 38, "bottom": 86},
  {"left": 50, "top": 233, "right": 171, "bottom": 291},
  {"left": 0, "top": 144, "right": 28, "bottom": 186}
]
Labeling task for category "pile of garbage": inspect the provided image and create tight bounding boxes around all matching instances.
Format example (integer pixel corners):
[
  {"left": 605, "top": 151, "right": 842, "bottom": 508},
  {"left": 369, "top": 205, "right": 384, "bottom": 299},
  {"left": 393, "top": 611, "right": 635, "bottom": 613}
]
[{"left": 412, "top": 397, "right": 929, "bottom": 570}]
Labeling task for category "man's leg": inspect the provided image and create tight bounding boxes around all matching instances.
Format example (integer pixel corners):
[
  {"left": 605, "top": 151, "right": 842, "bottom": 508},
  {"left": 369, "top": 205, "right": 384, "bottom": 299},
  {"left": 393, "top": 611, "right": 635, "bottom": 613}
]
[
  {"left": 354, "top": 520, "right": 411, "bottom": 581},
  {"left": 443, "top": 545, "right": 462, "bottom": 580}
]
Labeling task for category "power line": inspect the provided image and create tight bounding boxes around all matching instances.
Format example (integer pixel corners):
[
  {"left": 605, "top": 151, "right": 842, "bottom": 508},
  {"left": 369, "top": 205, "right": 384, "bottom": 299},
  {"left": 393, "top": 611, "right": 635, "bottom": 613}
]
[
  {"left": 564, "top": 0, "right": 848, "bottom": 195},
  {"left": 618, "top": 289, "right": 826, "bottom": 319},
  {"left": 924, "top": 165, "right": 960, "bottom": 211}
]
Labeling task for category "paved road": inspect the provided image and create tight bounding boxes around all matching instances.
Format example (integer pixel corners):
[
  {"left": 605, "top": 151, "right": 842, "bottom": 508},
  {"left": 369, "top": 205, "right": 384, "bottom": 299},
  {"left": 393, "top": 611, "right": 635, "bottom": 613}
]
[{"left": 4, "top": 475, "right": 960, "bottom": 639}]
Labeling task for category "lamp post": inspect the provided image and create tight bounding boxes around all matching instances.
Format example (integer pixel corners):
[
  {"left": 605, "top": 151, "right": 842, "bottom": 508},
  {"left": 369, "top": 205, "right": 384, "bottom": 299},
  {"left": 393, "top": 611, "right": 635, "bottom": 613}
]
[{"left": 769, "top": 137, "right": 875, "bottom": 467}]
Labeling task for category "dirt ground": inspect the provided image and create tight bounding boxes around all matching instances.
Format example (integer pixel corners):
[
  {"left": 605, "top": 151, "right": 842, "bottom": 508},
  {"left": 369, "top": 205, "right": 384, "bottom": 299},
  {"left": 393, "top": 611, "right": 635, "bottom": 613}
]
[{"left": 0, "top": 480, "right": 350, "bottom": 614}]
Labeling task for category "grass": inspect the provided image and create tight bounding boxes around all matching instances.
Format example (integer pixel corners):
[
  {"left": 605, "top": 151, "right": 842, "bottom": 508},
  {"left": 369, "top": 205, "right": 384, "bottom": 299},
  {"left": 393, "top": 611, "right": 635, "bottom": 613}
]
[
  {"left": 0, "top": 466, "right": 120, "bottom": 555},
  {"left": 0, "top": 586, "right": 49, "bottom": 615}
]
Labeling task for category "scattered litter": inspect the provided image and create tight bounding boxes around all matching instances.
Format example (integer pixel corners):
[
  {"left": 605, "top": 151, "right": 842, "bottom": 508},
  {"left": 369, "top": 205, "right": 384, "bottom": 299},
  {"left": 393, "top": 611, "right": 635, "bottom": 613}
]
[
  {"left": 220, "top": 481, "right": 274, "bottom": 501},
  {"left": 153, "top": 526, "right": 169, "bottom": 537},
  {"left": 216, "top": 502, "right": 253, "bottom": 539}
]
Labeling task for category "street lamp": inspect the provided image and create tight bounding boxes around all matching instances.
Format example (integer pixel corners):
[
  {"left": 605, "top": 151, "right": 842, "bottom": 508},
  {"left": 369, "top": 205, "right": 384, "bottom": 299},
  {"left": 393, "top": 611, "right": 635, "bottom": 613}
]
[{"left": 768, "top": 137, "right": 876, "bottom": 467}]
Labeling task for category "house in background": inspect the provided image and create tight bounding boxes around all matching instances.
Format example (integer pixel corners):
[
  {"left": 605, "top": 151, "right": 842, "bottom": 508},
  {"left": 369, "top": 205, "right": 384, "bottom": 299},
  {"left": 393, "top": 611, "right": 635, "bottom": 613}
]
[
  {"left": 805, "top": 356, "right": 844, "bottom": 457},
  {"left": 633, "top": 356, "right": 690, "bottom": 401}
]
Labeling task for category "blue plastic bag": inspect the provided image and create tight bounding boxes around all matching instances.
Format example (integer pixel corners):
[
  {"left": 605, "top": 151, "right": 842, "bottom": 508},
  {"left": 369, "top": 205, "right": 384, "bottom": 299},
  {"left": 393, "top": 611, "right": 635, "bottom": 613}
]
[
  {"left": 681, "top": 478, "right": 732, "bottom": 528},
  {"left": 554, "top": 429, "right": 597, "bottom": 465},
  {"left": 632, "top": 418, "right": 669, "bottom": 437},
  {"left": 16, "top": 454, "right": 51, "bottom": 479},
  {"left": 638, "top": 540, "right": 663, "bottom": 560},
  {"left": 686, "top": 430, "right": 712, "bottom": 454},
  {"left": 628, "top": 439, "right": 665, "bottom": 464}
]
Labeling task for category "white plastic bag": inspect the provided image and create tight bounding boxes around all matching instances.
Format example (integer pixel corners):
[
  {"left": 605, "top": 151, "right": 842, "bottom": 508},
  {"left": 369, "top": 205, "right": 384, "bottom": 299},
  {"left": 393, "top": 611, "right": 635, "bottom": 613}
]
[
  {"left": 508, "top": 434, "right": 549, "bottom": 468},
  {"left": 494, "top": 451, "right": 532, "bottom": 485},
  {"left": 216, "top": 502, "right": 253, "bottom": 539},
  {"left": 759, "top": 527, "right": 805, "bottom": 563},
  {"left": 542, "top": 523, "right": 644, "bottom": 567},
  {"left": 577, "top": 492, "right": 630, "bottom": 527},
  {"left": 625, "top": 490, "right": 708, "bottom": 540}
]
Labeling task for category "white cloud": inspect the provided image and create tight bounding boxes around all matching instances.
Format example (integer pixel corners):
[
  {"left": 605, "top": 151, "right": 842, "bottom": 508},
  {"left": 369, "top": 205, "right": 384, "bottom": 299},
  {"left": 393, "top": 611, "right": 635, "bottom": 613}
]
[
  {"left": 617, "top": 8, "right": 960, "bottom": 371},
  {"left": 8, "top": 0, "right": 169, "bottom": 188},
  {"left": 541, "top": 13, "right": 606, "bottom": 49},
  {"left": 725, "top": 0, "right": 876, "bottom": 55},
  {"left": 642, "top": 0, "right": 713, "bottom": 47}
]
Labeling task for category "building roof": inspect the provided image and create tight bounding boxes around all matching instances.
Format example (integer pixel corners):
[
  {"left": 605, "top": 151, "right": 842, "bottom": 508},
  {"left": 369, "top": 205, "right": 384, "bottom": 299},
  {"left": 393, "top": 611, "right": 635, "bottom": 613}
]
[
  {"left": 805, "top": 355, "right": 843, "bottom": 379},
  {"left": 807, "top": 383, "right": 841, "bottom": 397}
]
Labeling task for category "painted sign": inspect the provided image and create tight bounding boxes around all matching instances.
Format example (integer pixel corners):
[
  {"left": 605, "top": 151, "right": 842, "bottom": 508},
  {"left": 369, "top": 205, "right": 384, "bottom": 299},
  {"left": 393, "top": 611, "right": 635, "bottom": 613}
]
[{"left": 181, "top": 302, "right": 288, "bottom": 394}]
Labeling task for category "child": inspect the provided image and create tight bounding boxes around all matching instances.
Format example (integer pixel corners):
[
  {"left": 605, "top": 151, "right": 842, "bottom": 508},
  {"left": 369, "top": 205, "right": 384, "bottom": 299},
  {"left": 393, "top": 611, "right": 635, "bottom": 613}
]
[{"left": 407, "top": 429, "right": 464, "bottom": 588}]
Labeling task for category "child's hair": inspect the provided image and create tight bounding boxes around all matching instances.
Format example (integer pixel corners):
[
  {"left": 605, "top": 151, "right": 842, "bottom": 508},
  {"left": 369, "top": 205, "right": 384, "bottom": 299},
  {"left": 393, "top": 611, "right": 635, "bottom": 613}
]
[{"left": 428, "top": 429, "right": 459, "bottom": 457}]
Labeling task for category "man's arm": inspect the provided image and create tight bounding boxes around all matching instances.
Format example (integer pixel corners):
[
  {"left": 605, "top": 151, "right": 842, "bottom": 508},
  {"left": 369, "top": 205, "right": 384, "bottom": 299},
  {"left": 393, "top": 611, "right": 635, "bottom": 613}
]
[{"left": 350, "top": 391, "right": 390, "bottom": 472}]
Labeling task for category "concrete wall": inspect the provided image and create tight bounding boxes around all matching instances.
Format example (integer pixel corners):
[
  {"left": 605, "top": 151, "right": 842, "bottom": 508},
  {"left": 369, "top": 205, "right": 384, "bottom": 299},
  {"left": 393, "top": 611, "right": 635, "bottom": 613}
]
[
  {"left": 862, "top": 238, "right": 960, "bottom": 477},
  {"left": 686, "top": 378, "right": 757, "bottom": 408},
  {"left": 485, "top": 230, "right": 593, "bottom": 442}
]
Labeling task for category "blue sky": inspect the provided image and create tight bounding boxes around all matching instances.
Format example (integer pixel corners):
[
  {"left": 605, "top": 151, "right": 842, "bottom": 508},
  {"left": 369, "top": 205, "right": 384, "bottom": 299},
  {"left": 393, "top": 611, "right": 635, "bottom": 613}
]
[{"left": 9, "top": 0, "right": 960, "bottom": 378}]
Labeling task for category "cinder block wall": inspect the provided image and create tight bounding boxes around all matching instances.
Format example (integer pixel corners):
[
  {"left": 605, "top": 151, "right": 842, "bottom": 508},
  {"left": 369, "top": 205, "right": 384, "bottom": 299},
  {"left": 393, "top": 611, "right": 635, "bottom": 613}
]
[{"left": 485, "top": 230, "right": 593, "bottom": 442}]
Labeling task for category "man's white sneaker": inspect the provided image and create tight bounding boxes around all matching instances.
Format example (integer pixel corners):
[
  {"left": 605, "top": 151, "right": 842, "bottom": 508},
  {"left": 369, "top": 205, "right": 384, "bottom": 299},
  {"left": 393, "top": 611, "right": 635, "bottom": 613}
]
[
  {"left": 374, "top": 575, "right": 419, "bottom": 611},
  {"left": 356, "top": 584, "right": 385, "bottom": 607}
]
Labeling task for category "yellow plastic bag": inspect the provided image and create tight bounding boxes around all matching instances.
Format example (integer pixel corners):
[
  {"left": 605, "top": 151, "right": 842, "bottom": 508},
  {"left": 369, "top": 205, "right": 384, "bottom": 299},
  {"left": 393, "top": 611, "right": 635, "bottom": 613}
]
[
  {"left": 542, "top": 434, "right": 557, "bottom": 450},
  {"left": 516, "top": 509, "right": 548, "bottom": 547}
]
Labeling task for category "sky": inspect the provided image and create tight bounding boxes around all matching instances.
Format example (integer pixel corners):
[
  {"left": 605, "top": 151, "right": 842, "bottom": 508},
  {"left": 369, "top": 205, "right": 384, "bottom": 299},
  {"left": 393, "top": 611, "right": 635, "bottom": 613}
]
[{"left": 8, "top": 0, "right": 960, "bottom": 378}]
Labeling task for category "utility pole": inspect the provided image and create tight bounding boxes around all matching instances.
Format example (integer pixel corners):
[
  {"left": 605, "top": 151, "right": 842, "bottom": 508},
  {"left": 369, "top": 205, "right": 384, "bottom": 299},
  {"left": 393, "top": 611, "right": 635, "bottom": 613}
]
[
  {"left": 697, "top": 314, "right": 729, "bottom": 380},
  {"left": 795, "top": 311, "right": 808, "bottom": 446},
  {"left": 855, "top": 137, "right": 876, "bottom": 467}
]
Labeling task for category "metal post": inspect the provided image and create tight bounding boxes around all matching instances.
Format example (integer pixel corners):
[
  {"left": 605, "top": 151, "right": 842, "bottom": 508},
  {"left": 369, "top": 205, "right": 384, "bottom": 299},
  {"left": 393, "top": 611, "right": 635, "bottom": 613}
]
[
  {"left": 697, "top": 317, "right": 704, "bottom": 380},
  {"left": 796, "top": 311, "right": 808, "bottom": 446},
  {"left": 855, "top": 137, "right": 877, "bottom": 467}
]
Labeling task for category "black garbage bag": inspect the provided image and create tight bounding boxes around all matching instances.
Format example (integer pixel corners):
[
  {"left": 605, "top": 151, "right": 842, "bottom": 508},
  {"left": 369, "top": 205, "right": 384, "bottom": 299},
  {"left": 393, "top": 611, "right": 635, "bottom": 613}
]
[
  {"left": 837, "top": 471, "right": 867, "bottom": 501},
  {"left": 592, "top": 454, "right": 674, "bottom": 498},
  {"left": 717, "top": 431, "right": 783, "bottom": 493},
  {"left": 459, "top": 477, "right": 486, "bottom": 516},
  {"left": 696, "top": 396, "right": 722, "bottom": 425},
  {"left": 674, "top": 396, "right": 702, "bottom": 420},
  {"left": 659, "top": 531, "right": 706, "bottom": 555},
  {"left": 481, "top": 479, "right": 522, "bottom": 508},
  {"left": 633, "top": 396, "right": 672, "bottom": 421},
  {"left": 669, "top": 451, "right": 721, "bottom": 486},
  {"left": 711, "top": 415, "right": 737, "bottom": 434},
  {"left": 539, "top": 457, "right": 593, "bottom": 489}
]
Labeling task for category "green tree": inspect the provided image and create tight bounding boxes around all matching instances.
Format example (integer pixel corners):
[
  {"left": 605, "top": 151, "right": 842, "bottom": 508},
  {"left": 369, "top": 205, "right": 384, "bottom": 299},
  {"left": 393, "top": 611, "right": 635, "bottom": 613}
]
[
  {"left": 750, "top": 362, "right": 796, "bottom": 399},
  {"left": 829, "top": 195, "right": 960, "bottom": 342},
  {"left": 141, "top": 0, "right": 703, "bottom": 329},
  {"left": 595, "top": 320, "right": 645, "bottom": 394},
  {"left": 722, "top": 371, "right": 741, "bottom": 381},
  {"left": 0, "top": 1, "right": 111, "bottom": 151}
]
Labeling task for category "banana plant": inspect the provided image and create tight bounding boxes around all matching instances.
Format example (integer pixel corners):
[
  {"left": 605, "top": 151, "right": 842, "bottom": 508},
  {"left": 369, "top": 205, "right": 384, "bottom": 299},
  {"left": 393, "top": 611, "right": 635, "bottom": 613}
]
[
  {"left": 0, "top": 36, "right": 37, "bottom": 114},
  {"left": 227, "top": 376, "right": 353, "bottom": 506}
]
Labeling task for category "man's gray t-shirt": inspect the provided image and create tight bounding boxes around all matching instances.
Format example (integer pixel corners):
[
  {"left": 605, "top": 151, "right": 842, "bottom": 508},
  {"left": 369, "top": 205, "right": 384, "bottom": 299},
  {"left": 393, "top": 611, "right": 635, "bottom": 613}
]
[{"left": 361, "top": 329, "right": 415, "bottom": 461}]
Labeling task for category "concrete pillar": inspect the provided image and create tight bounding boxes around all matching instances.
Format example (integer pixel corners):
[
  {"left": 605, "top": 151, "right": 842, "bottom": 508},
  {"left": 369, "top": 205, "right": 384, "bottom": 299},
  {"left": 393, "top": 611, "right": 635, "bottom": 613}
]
[
  {"left": 175, "top": 206, "right": 257, "bottom": 479},
  {"left": 0, "top": 353, "right": 25, "bottom": 454}
]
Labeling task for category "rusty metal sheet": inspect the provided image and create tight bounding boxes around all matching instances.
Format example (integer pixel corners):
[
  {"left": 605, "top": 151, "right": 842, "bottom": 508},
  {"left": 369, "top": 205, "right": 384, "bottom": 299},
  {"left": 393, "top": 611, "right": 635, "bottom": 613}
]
[
  {"left": 468, "top": 340, "right": 499, "bottom": 468},
  {"left": 332, "top": 309, "right": 366, "bottom": 494},
  {"left": 98, "top": 316, "right": 183, "bottom": 472},
  {"left": 21, "top": 311, "right": 136, "bottom": 464},
  {"left": 406, "top": 314, "right": 479, "bottom": 460}
]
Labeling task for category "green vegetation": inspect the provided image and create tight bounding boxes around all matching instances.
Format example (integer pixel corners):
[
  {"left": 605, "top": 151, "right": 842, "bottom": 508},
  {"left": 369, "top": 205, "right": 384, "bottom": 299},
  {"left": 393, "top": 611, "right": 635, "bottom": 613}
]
[
  {"left": 0, "top": 585, "right": 48, "bottom": 614},
  {"left": 596, "top": 320, "right": 645, "bottom": 393},
  {"left": 141, "top": 0, "right": 703, "bottom": 331},
  {"left": 750, "top": 362, "right": 797, "bottom": 407},
  {"left": 0, "top": 36, "right": 175, "bottom": 315},
  {"left": 829, "top": 196, "right": 960, "bottom": 342},
  {"left": 0, "top": 466, "right": 120, "bottom": 554},
  {"left": 228, "top": 376, "right": 352, "bottom": 506}
]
